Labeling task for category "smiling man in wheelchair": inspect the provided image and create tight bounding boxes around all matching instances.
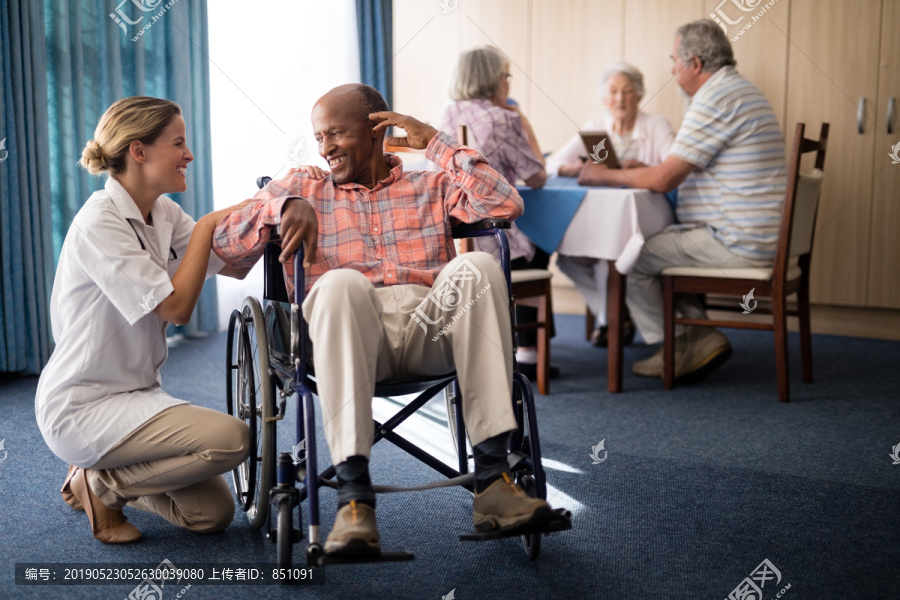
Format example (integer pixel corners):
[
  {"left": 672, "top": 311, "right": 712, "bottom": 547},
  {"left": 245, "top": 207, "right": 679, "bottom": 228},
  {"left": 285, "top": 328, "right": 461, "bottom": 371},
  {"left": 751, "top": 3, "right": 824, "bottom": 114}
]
[{"left": 212, "top": 84, "right": 560, "bottom": 556}]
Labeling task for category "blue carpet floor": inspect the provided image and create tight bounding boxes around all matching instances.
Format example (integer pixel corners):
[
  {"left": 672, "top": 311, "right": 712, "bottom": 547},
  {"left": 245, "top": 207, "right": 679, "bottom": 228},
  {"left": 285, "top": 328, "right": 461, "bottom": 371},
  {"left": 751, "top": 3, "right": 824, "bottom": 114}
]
[{"left": 1, "top": 314, "right": 898, "bottom": 599}]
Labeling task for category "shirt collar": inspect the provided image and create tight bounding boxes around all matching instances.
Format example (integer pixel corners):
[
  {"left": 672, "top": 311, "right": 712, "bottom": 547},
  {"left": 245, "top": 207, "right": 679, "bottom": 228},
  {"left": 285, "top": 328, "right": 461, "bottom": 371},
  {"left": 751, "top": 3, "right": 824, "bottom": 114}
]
[
  {"left": 693, "top": 65, "right": 734, "bottom": 100},
  {"left": 104, "top": 176, "right": 166, "bottom": 226},
  {"left": 333, "top": 154, "right": 404, "bottom": 192},
  {"left": 603, "top": 112, "right": 647, "bottom": 141}
]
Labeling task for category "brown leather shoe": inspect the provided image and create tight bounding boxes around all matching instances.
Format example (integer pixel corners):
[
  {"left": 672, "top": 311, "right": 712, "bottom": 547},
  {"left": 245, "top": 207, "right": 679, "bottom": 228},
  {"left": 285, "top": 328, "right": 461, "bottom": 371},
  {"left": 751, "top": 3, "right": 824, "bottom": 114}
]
[
  {"left": 324, "top": 500, "right": 380, "bottom": 555},
  {"left": 61, "top": 465, "right": 84, "bottom": 511},
  {"left": 69, "top": 468, "right": 142, "bottom": 544},
  {"left": 472, "top": 473, "right": 555, "bottom": 532}
]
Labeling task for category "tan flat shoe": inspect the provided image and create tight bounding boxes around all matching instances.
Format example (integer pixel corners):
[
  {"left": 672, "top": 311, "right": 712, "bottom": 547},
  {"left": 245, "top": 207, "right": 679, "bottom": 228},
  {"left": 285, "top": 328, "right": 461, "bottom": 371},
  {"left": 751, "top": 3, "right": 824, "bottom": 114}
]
[
  {"left": 61, "top": 465, "right": 84, "bottom": 511},
  {"left": 69, "top": 468, "right": 142, "bottom": 544}
]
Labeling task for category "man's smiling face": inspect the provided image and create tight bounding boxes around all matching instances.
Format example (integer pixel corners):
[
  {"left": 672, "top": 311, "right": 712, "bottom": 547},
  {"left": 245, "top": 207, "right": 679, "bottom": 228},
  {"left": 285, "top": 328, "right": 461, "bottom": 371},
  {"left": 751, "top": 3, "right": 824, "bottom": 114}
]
[{"left": 312, "top": 89, "right": 380, "bottom": 186}]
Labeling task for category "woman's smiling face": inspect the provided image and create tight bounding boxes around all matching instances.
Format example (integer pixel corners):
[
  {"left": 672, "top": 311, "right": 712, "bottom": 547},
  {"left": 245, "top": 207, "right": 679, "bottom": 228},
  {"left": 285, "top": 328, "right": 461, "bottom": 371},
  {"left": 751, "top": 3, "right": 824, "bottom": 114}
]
[{"left": 141, "top": 115, "right": 193, "bottom": 194}]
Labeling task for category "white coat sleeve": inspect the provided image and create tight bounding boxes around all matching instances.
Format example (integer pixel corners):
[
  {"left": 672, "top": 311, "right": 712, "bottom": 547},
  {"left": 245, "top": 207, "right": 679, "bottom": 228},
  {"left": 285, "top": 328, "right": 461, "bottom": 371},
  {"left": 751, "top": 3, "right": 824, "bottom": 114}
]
[{"left": 70, "top": 210, "right": 175, "bottom": 326}]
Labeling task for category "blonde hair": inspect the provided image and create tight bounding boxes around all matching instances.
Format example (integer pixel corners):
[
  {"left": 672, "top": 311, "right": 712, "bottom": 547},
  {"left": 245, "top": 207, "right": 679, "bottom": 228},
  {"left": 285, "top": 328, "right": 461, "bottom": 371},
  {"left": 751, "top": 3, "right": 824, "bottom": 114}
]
[
  {"left": 80, "top": 96, "right": 182, "bottom": 175},
  {"left": 450, "top": 46, "right": 506, "bottom": 101}
]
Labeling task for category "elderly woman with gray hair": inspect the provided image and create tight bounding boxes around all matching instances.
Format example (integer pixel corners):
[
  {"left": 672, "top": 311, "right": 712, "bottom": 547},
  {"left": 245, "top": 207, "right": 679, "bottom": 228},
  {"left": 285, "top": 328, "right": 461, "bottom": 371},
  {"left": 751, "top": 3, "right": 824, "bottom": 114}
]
[
  {"left": 546, "top": 62, "right": 674, "bottom": 347},
  {"left": 438, "top": 45, "right": 556, "bottom": 378}
]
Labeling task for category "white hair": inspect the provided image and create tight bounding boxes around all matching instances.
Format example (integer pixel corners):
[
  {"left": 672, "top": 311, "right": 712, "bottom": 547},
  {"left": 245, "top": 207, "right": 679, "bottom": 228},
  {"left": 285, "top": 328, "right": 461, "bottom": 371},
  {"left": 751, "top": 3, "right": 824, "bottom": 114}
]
[
  {"left": 676, "top": 19, "right": 736, "bottom": 72},
  {"left": 599, "top": 62, "right": 645, "bottom": 98},
  {"left": 450, "top": 46, "right": 506, "bottom": 101}
]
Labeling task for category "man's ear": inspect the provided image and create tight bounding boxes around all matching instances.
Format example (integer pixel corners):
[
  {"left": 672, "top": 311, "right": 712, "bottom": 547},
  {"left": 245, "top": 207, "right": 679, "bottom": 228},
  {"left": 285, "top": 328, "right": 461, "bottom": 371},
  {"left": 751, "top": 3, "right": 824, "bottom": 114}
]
[{"left": 129, "top": 140, "right": 147, "bottom": 164}]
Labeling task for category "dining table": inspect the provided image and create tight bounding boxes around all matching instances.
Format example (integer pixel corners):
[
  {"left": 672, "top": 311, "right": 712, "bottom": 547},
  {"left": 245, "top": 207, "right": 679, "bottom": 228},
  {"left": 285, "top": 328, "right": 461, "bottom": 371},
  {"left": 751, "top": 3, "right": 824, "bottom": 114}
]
[{"left": 516, "top": 176, "right": 674, "bottom": 392}]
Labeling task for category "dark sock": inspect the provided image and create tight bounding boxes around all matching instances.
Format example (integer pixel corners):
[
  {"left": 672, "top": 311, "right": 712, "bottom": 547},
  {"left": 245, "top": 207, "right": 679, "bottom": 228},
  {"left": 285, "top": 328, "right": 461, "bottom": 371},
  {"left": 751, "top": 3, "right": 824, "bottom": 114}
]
[
  {"left": 473, "top": 432, "right": 511, "bottom": 494},
  {"left": 334, "top": 455, "right": 375, "bottom": 509}
]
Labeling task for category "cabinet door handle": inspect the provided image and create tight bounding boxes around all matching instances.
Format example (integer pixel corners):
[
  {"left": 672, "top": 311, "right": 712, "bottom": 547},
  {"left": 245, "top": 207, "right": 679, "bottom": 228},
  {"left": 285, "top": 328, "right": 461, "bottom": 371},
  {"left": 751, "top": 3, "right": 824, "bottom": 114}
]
[
  {"left": 858, "top": 97, "right": 865, "bottom": 134},
  {"left": 888, "top": 97, "right": 895, "bottom": 135}
]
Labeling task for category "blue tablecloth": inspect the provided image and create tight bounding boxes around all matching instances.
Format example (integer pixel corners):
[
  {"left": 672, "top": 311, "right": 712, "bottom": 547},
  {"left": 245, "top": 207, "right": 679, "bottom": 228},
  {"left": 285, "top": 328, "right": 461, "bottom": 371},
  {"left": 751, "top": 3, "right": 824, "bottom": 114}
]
[{"left": 515, "top": 177, "right": 587, "bottom": 254}]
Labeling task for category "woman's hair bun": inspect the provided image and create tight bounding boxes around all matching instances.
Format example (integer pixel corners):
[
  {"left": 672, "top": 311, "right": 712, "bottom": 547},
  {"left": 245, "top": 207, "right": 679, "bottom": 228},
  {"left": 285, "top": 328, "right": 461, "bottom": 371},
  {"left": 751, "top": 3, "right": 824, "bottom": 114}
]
[{"left": 80, "top": 139, "right": 109, "bottom": 175}]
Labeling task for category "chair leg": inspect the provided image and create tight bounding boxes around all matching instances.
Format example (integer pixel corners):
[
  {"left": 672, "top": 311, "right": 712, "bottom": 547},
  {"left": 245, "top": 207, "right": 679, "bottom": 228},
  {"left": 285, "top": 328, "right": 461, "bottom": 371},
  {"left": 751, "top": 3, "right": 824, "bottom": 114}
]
[
  {"left": 797, "top": 285, "right": 813, "bottom": 383},
  {"left": 585, "top": 308, "right": 594, "bottom": 341},
  {"left": 536, "top": 283, "right": 550, "bottom": 395},
  {"left": 663, "top": 277, "right": 675, "bottom": 390},
  {"left": 606, "top": 267, "right": 625, "bottom": 393},
  {"left": 773, "top": 295, "right": 790, "bottom": 402}
]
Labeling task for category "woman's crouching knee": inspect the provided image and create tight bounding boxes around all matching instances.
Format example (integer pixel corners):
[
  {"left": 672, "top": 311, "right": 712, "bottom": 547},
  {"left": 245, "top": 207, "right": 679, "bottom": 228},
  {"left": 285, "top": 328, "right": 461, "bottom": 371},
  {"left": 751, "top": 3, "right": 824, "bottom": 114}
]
[
  {"left": 212, "top": 416, "right": 251, "bottom": 473},
  {"left": 182, "top": 477, "right": 237, "bottom": 533}
]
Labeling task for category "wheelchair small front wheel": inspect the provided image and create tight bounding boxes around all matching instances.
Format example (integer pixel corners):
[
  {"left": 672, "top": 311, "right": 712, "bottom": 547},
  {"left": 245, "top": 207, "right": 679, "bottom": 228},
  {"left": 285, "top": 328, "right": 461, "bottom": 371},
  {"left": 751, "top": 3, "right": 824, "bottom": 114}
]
[
  {"left": 518, "top": 474, "right": 542, "bottom": 560},
  {"left": 276, "top": 497, "right": 294, "bottom": 568},
  {"left": 226, "top": 296, "right": 276, "bottom": 529}
]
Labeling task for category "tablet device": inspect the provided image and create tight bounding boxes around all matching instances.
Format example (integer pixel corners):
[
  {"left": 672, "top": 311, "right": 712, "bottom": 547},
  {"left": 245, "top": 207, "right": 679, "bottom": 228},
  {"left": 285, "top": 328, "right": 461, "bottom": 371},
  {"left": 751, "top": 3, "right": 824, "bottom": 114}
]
[{"left": 579, "top": 131, "right": 621, "bottom": 169}]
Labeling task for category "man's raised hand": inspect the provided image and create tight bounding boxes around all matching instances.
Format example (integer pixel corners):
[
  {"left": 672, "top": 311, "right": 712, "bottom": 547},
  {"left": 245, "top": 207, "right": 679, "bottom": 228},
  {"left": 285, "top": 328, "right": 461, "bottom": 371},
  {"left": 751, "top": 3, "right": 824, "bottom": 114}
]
[{"left": 370, "top": 111, "right": 439, "bottom": 150}]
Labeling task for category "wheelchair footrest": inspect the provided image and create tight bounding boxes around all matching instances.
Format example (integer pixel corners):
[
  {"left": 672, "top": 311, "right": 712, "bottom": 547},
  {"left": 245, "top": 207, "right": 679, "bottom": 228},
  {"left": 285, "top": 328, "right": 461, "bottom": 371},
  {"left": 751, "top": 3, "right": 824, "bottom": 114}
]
[
  {"left": 458, "top": 509, "right": 572, "bottom": 541},
  {"left": 309, "top": 551, "right": 414, "bottom": 566}
]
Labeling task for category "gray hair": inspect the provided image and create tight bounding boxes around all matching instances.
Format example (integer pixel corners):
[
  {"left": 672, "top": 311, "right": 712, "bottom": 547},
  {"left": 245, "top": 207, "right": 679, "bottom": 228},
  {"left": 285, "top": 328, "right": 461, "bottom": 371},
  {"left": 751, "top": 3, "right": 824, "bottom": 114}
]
[
  {"left": 599, "top": 61, "right": 645, "bottom": 98},
  {"left": 675, "top": 19, "right": 736, "bottom": 72},
  {"left": 450, "top": 46, "right": 506, "bottom": 101}
]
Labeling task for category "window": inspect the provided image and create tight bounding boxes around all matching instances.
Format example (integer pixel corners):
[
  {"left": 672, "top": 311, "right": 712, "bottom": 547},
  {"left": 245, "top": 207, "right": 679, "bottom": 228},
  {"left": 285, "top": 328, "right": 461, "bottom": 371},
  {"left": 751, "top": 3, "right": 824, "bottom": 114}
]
[{"left": 208, "top": 0, "right": 360, "bottom": 328}]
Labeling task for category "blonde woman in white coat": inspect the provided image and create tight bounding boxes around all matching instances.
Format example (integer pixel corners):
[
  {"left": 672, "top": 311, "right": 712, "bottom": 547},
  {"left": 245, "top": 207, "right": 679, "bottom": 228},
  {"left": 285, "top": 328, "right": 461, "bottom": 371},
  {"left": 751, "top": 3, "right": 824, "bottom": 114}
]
[{"left": 36, "top": 97, "right": 251, "bottom": 544}]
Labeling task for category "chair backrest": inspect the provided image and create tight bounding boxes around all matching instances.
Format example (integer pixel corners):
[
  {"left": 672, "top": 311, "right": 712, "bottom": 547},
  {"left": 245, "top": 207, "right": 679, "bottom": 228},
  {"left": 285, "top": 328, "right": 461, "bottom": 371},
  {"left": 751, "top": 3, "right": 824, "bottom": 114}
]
[
  {"left": 773, "top": 122, "right": 829, "bottom": 282},
  {"left": 457, "top": 124, "right": 468, "bottom": 146},
  {"left": 788, "top": 169, "right": 824, "bottom": 258}
]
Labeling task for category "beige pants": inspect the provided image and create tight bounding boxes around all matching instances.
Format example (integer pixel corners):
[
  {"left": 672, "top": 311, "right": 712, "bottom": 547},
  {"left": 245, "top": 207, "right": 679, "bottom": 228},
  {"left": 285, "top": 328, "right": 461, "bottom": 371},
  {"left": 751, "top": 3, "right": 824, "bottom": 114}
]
[
  {"left": 626, "top": 225, "right": 761, "bottom": 344},
  {"left": 87, "top": 405, "right": 249, "bottom": 533},
  {"left": 302, "top": 252, "right": 518, "bottom": 466}
]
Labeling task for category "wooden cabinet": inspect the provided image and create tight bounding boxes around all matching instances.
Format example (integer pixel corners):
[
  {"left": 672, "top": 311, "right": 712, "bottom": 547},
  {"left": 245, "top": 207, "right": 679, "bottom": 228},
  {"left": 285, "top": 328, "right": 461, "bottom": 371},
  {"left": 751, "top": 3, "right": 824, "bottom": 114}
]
[
  {"left": 530, "top": 0, "right": 622, "bottom": 152},
  {"left": 623, "top": 0, "right": 702, "bottom": 135},
  {"left": 867, "top": 0, "right": 900, "bottom": 309},
  {"left": 785, "top": 0, "right": 881, "bottom": 307}
]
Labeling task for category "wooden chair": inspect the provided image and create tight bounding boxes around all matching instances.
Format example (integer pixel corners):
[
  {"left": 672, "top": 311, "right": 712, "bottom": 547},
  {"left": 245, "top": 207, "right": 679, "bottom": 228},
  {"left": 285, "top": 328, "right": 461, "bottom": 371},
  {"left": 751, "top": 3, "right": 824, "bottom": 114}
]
[
  {"left": 661, "top": 123, "right": 829, "bottom": 402},
  {"left": 457, "top": 124, "right": 554, "bottom": 395}
]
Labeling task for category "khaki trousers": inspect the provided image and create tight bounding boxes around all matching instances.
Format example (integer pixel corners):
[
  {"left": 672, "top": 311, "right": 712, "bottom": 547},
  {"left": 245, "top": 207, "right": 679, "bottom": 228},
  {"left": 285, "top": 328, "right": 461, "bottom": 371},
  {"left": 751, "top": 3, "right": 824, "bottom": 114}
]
[
  {"left": 87, "top": 405, "right": 249, "bottom": 533},
  {"left": 626, "top": 225, "right": 761, "bottom": 344},
  {"left": 302, "top": 252, "right": 518, "bottom": 466}
]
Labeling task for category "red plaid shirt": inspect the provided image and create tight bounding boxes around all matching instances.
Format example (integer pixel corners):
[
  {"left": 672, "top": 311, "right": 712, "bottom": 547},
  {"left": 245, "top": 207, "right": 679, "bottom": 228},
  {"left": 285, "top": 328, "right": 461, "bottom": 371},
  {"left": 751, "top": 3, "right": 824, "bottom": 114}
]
[{"left": 212, "top": 132, "right": 523, "bottom": 294}]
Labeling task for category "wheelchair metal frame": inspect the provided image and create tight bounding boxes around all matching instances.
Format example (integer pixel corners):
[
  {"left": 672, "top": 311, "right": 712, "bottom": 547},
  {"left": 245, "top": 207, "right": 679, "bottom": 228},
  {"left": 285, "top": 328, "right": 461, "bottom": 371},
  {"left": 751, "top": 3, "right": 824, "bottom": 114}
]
[{"left": 226, "top": 215, "right": 568, "bottom": 568}]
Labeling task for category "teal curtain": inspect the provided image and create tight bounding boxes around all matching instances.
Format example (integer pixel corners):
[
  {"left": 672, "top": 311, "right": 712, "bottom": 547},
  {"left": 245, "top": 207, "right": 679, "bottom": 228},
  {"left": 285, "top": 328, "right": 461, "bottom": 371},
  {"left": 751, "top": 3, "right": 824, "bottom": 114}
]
[
  {"left": 43, "top": 0, "right": 217, "bottom": 338},
  {"left": 355, "top": 0, "right": 392, "bottom": 108},
  {"left": 0, "top": 0, "right": 54, "bottom": 374}
]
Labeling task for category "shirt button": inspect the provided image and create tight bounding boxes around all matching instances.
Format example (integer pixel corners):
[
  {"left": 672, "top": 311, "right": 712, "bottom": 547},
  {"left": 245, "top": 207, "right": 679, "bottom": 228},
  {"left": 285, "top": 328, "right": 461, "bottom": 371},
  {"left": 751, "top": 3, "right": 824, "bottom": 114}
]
[
  {"left": 373, "top": 227, "right": 379, "bottom": 232},
  {"left": 387, "top": 273, "right": 393, "bottom": 278}
]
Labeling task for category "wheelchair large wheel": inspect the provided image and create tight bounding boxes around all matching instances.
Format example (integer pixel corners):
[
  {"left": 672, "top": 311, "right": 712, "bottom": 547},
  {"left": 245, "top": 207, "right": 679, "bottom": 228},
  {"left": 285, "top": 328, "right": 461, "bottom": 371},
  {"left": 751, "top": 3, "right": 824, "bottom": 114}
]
[
  {"left": 226, "top": 296, "right": 276, "bottom": 529},
  {"left": 512, "top": 376, "right": 544, "bottom": 559},
  {"left": 443, "top": 382, "right": 474, "bottom": 473}
]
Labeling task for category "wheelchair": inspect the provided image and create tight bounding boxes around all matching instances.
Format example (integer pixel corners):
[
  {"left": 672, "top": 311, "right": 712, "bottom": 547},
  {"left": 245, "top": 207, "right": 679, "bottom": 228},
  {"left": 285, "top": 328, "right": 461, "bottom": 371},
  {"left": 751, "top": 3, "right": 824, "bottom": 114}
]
[{"left": 225, "top": 177, "right": 571, "bottom": 567}]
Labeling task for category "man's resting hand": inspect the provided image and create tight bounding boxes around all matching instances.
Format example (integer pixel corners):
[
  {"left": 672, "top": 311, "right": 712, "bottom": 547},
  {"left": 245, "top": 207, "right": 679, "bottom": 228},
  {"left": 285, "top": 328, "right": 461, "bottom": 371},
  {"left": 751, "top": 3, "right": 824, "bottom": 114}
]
[{"left": 280, "top": 197, "right": 318, "bottom": 266}]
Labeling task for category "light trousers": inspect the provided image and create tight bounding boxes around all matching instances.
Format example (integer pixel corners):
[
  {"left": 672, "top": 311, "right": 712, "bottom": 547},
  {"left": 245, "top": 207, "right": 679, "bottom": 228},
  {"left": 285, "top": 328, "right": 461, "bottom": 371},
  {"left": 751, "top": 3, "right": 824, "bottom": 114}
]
[
  {"left": 556, "top": 255, "right": 610, "bottom": 327},
  {"left": 88, "top": 405, "right": 249, "bottom": 532},
  {"left": 302, "top": 252, "right": 518, "bottom": 466},
  {"left": 626, "top": 225, "right": 761, "bottom": 344}
]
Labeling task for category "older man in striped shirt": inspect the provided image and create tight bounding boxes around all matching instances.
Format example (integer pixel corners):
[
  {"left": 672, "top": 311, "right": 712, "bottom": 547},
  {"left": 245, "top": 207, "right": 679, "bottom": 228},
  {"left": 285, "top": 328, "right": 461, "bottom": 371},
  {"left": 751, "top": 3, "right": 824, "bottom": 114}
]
[
  {"left": 578, "top": 19, "right": 787, "bottom": 382},
  {"left": 213, "top": 84, "right": 556, "bottom": 556}
]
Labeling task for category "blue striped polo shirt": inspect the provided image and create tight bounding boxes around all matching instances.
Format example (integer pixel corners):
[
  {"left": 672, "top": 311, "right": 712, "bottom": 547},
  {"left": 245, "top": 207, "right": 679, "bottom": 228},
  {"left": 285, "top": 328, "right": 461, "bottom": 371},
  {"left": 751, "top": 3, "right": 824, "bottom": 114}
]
[{"left": 669, "top": 66, "right": 787, "bottom": 265}]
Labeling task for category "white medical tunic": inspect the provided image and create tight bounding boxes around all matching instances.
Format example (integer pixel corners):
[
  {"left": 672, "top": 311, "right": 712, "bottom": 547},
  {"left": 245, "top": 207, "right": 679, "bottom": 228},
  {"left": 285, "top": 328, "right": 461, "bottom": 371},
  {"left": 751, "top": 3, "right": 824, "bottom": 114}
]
[{"left": 35, "top": 178, "right": 225, "bottom": 467}]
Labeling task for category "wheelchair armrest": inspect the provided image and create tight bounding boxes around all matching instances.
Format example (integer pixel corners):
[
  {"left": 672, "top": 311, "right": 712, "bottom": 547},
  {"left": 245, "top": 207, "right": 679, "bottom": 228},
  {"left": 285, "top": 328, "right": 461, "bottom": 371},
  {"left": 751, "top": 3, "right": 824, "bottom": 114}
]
[{"left": 451, "top": 218, "right": 511, "bottom": 239}]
